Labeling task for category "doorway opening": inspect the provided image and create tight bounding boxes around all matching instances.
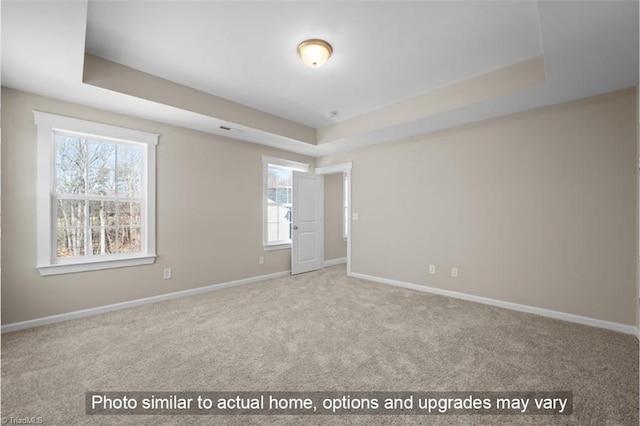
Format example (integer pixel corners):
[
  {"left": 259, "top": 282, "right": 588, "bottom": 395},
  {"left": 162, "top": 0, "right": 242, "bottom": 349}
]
[{"left": 316, "top": 162, "right": 352, "bottom": 276}]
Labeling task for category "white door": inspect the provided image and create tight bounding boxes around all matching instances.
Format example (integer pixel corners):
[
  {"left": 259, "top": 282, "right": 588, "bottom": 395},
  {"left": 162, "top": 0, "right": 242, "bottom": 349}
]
[{"left": 291, "top": 171, "right": 323, "bottom": 275}]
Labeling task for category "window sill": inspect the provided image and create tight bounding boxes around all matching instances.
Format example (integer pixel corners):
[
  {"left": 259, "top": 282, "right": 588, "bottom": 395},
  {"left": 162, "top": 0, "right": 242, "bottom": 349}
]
[
  {"left": 263, "top": 243, "right": 291, "bottom": 252},
  {"left": 38, "top": 255, "right": 157, "bottom": 276}
]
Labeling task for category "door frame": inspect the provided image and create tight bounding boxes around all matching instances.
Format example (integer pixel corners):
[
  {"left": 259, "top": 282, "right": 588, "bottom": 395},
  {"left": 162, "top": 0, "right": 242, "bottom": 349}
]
[{"left": 315, "top": 162, "right": 353, "bottom": 276}]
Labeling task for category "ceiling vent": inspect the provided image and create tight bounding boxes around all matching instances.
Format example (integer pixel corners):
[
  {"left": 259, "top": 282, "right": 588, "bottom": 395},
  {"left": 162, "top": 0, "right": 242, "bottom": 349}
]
[{"left": 219, "top": 125, "right": 242, "bottom": 134}]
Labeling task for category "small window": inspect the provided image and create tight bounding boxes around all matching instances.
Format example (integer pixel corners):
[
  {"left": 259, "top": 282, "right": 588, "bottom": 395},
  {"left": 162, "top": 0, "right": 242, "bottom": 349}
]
[
  {"left": 34, "top": 111, "right": 158, "bottom": 275},
  {"left": 262, "top": 156, "right": 308, "bottom": 249}
]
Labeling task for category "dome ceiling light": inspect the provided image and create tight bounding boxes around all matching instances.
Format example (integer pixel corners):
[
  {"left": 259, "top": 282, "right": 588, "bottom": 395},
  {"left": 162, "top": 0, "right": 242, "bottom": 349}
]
[{"left": 297, "top": 39, "right": 333, "bottom": 68}]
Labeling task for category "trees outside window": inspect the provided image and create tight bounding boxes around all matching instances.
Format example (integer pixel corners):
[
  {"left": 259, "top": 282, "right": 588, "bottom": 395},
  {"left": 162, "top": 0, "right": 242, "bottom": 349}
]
[
  {"left": 54, "top": 133, "right": 144, "bottom": 258},
  {"left": 35, "top": 112, "right": 157, "bottom": 275}
]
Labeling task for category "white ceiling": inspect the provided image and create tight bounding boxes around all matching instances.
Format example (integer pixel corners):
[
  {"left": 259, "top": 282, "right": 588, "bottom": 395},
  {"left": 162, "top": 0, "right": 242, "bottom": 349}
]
[
  {"left": 85, "top": 1, "right": 543, "bottom": 128},
  {"left": 2, "top": 1, "right": 638, "bottom": 157}
]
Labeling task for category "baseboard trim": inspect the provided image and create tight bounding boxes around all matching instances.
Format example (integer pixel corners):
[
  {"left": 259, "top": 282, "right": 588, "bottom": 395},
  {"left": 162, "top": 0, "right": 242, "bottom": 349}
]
[
  {"left": 1, "top": 270, "right": 291, "bottom": 334},
  {"left": 324, "top": 257, "right": 347, "bottom": 267},
  {"left": 350, "top": 272, "right": 639, "bottom": 337}
]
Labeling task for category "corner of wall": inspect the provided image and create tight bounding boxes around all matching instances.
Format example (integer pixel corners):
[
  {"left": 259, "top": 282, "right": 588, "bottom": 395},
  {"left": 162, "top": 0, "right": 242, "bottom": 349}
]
[{"left": 636, "top": 84, "right": 639, "bottom": 335}]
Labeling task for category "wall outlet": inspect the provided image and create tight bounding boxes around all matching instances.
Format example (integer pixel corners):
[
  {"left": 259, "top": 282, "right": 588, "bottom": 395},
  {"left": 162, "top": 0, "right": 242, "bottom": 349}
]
[
  {"left": 259, "top": 256, "right": 264, "bottom": 265},
  {"left": 429, "top": 264, "right": 436, "bottom": 274},
  {"left": 352, "top": 212, "right": 359, "bottom": 221},
  {"left": 163, "top": 268, "right": 172, "bottom": 279},
  {"left": 451, "top": 267, "right": 459, "bottom": 278}
]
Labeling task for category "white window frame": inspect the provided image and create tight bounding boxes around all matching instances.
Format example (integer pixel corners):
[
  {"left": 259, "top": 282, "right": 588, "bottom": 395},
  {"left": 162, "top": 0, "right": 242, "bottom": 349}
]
[
  {"left": 262, "top": 156, "right": 309, "bottom": 251},
  {"left": 34, "top": 111, "right": 158, "bottom": 276}
]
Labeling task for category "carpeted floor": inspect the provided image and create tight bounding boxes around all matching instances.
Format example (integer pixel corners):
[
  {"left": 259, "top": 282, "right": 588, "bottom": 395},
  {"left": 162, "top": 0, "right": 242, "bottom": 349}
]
[{"left": 2, "top": 265, "right": 638, "bottom": 425}]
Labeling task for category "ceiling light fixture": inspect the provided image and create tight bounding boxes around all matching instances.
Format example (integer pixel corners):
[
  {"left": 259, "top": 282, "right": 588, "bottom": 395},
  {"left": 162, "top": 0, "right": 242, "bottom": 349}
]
[{"left": 297, "top": 39, "right": 333, "bottom": 68}]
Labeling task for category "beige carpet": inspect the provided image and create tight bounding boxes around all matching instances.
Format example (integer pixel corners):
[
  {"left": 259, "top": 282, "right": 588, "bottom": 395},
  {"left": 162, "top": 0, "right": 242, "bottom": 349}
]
[{"left": 2, "top": 265, "right": 638, "bottom": 425}]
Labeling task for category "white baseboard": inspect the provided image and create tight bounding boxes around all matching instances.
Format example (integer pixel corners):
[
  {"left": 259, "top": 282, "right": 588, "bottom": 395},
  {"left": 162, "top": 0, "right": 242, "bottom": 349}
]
[
  {"left": 324, "top": 257, "right": 347, "bottom": 267},
  {"left": 1, "top": 270, "right": 291, "bottom": 334},
  {"left": 350, "top": 272, "right": 639, "bottom": 337}
]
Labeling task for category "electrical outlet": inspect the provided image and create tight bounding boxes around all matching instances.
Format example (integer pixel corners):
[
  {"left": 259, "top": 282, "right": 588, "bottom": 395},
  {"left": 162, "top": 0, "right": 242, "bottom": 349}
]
[
  {"left": 259, "top": 256, "right": 264, "bottom": 265},
  {"left": 429, "top": 265, "right": 436, "bottom": 274},
  {"left": 451, "top": 267, "right": 459, "bottom": 278},
  {"left": 352, "top": 212, "right": 359, "bottom": 221},
  {"left": 163, "top": 268, "right": 172, "bottom": 279}
]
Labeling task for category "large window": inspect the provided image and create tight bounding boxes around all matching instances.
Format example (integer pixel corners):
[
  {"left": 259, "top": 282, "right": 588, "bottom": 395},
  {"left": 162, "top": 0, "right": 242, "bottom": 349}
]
[
  {"left": 35, "top": 111, "right": 158, "bottom": 275},
  {"left": 262, "top": 156, "right": 308, "bottom": 249}
]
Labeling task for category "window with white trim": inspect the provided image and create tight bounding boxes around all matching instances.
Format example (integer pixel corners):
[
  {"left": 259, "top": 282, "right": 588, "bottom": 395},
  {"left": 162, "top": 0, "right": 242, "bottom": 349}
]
[
  {"left": 262, "top": 156, "right": 309, "bottom": 249},
  {"left": 34, "top": 111, "right": 158, "bottom": 275}
]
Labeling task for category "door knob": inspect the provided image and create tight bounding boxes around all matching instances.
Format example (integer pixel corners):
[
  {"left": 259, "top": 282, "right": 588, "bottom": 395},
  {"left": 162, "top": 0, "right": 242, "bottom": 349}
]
[{"left": 293, "top": 226, "right": 298, "bottom": 230}]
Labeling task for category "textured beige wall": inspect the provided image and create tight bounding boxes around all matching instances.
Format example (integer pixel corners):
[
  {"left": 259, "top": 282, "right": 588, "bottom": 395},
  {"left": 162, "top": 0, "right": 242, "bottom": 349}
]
[
  {"left": 1, "top": 88, "right": 313, "bottom": 325},
  {"left": 319, "top": 88, "right": 637, "bottom": 326},
  {"left": 324, "top": 173, "right": 347, "bottom": 261}
]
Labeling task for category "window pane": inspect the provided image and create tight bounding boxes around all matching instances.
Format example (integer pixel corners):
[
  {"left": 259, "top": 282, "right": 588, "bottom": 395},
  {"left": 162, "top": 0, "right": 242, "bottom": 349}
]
[
  {"left": 87, "top": 168, "right": 116, "bottom": 196},
  {"left": 56, "top": 199, "right": 85, "bottom": 228},
  {"left": 266, "top": 204, "right": 292, "bottom": 243},
  {"left": 89, "top": 201, "right": 117, "bottom": 227},
  {"left": 117, "top": 201, "right": 131, "bottom": 225},
  {"left": 276, "top": 168, "right": 292, "bottom": 187},
  {"left": 56, "top": 227, "right": 85, "bottom": 257},
  {"left": 87, "top": 140, "right": 116, "bottom": 196},
  {"left": 117, "top": 144, "right": 143, "bottom": 197},
  {"left": 268, "top": 188, "right": 277, "bottom": 203},
  {"left": 130, "top": 202, "right": 142, "bottom": 226},
  {"left": 278, "top": 204, "right": 291, "bottom": 224},
  {"left": 267, "top": 166, "right": 284, "bottom": 188},
  {"left": 264, "top": 162, "right": 300, "bottom": 245},
  {"left": 114, "top": 201, "right": 142, "bottom": 227},
  {"left": 89, "top": 200, "right": 106, "bottom": 227},
  {"left": 130, "top": 227, "right": 142, "bottom": 253},
  {"left": 93, "top": 227, "right": 117, "bottom": 254},
  {"left": 278, "top": 222, "right": 290, "bottom": 241},
  {"left": 268, "top": 166, "right": 292, "bottom": 189},
  {"left": 267, "top": 202, "right": 278, "bottom": 225},
  {"left": 278, "top": 205, "right": 290, "bottom": 241},
  {"left": 118, "top": 227, "right": 141, "bottom": 253},
  {"left": 55, "top": 134, "right": 86, "bottom": 195},
  {"left": 267, "top": 223, "right": 278, "bottom": 243},
  {"left": 107, "top": 227, "right": 117, "bottom": 253},
  {"left": 56, "top": 199, "right": 86, "bottom": 258},
  {"left": 90, "top": 226, "right": 116, "bottom": 255},
  {"left": 276, "top": 188, "right": 291, "bottom": 204}
]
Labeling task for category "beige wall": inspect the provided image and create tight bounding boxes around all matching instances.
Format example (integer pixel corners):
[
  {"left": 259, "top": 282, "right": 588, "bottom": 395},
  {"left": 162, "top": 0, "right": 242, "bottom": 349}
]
[
  {"left": 2, "top": 86, "right": 637, "bottom": 328},
  {"left": 1, "top": 88, "right": 314, "bottom": 325},
  {"left": 319, "top": 88, "right": 637, "bottom": 326},
  {"left": 324, "top": 173, "right": 347, "bottom": 261}
]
